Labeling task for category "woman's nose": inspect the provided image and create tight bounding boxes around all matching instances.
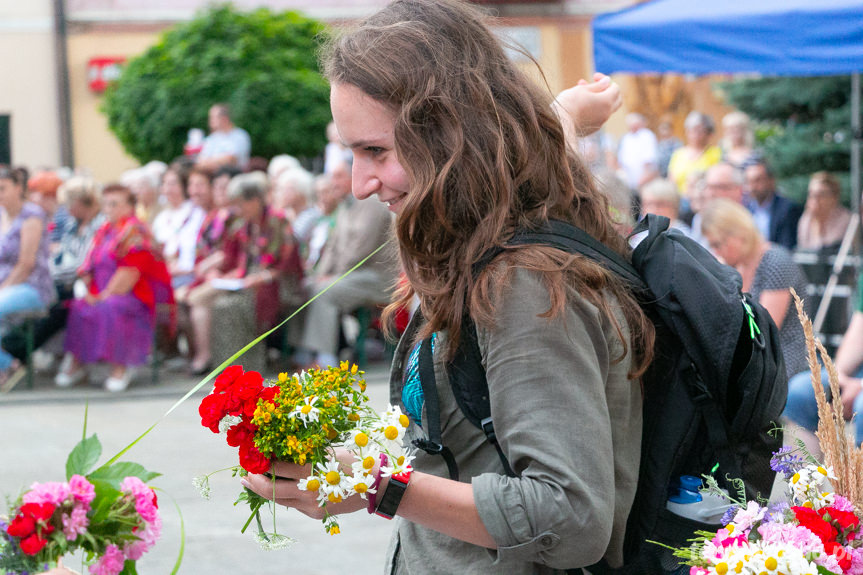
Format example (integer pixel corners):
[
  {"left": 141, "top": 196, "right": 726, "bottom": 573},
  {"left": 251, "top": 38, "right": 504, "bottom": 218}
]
[{"left": 352, "top": 165, "right": 380, "bottom": 201}]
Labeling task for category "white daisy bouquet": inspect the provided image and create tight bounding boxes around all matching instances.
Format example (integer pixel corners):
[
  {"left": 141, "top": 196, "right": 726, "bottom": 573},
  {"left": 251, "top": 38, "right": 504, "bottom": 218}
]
[{"left": 196, "top": 362, "right": 413, "bottom": 545}]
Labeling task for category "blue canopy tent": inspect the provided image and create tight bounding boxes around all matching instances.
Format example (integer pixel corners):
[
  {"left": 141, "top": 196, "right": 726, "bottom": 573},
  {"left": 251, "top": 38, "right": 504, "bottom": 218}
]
[
  {"left": 593, "top": 0, "right": 863, "bottom": 330},
  {"left": 593, "top": 0, "right": 863, "bottom": 77}
]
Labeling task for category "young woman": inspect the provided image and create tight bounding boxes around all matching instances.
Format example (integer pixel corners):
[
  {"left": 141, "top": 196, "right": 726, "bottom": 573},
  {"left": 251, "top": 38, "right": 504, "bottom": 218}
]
[
  {"left": 0, "top": 166, "right": 55, "bottom": 383},
  {"left": 796, "top": 171, "right": 853, "bottom": 251},
  {"left": 243, "top": 1, "right": 652, "bottom": 572}
]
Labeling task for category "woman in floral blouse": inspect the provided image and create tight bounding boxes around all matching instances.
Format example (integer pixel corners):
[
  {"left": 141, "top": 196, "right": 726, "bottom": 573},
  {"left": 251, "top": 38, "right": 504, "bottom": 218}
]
[{"left": 185, "top": 172, "right": 302, "bottom": 373}]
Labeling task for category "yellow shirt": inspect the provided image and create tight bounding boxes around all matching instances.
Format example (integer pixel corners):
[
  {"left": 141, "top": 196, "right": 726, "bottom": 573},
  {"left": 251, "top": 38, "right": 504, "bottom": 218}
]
[{"left": 668, "top": 145, "right": 722, "bottom": 195}]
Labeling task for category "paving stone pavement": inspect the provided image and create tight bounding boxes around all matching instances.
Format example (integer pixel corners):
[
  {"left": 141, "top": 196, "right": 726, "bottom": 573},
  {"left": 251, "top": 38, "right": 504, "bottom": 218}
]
[{"left": 0, "top": 360, "right": 396, "bottom": 574}]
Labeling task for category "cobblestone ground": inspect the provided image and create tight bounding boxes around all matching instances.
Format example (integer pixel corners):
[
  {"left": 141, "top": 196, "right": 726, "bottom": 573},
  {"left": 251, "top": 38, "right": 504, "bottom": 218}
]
[{"left": 0, "top": 360, "right": 395, "bottom": 575}]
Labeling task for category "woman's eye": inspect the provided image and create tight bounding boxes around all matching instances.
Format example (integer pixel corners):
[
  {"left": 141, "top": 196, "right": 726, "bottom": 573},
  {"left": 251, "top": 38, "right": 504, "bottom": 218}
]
[{"left": 366, "top": 146, "right": 384, "bottom": 156}]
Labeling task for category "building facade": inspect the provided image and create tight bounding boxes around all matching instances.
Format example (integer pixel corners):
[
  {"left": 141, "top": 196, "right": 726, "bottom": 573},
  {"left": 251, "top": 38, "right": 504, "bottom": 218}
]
[
  {"left": 62, "top": 0, "right": 641, "bottom": 181},
  {"left": 0, "top": 0, "right": 63, "bottom": 170},
  {"left": 6, "top": 0, "right": 731, "bottom": 183}
]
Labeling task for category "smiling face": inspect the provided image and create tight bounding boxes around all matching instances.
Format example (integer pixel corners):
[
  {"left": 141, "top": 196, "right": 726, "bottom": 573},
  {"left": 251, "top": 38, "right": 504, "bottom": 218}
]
[
  {"left": 330, "top": 83, "right": 410, "bottom": 214},
  {"left": 188, "top": 172, "right": 212, "bottom": 210}
]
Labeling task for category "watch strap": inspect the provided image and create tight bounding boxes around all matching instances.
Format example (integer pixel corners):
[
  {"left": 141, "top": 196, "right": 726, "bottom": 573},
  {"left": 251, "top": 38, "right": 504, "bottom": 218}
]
[{"left": 374, "top": 471, "right": 410, "bottom": 520}]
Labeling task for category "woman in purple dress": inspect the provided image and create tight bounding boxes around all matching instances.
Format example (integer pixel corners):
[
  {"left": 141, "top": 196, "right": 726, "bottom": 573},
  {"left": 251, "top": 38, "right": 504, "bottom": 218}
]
[
  {"left": 55, "top": 184, "right": 173, "bottom": 392},
  {"left": 0, "top": 166, "right": 55, "bottom": 384}
]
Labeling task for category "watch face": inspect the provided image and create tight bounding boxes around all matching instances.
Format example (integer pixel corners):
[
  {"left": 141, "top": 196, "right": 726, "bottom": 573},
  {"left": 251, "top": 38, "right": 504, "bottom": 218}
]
[{"left": 375, "top": 470, "right": 410, "bottom": 519}]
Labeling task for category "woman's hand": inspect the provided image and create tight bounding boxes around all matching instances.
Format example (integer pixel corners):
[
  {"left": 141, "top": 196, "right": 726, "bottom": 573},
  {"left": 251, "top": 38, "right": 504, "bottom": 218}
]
[
  {"left": 838, "top": 372, "right": 862, "bottom": 420},
  {"left": 241, "top": 449, "right": 367, "bottom": 520},
  {"left": 38, "top": 559, "right": 79, "bottom": 575},
  {"left": 554, "top": 73, "right": 622, "bottom": 138}
]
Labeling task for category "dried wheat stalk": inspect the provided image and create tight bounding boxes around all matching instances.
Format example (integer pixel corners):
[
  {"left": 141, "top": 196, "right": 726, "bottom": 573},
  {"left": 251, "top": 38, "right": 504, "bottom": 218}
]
[{"left": 791, "top": 288, "right": 863, "bottom": 512}]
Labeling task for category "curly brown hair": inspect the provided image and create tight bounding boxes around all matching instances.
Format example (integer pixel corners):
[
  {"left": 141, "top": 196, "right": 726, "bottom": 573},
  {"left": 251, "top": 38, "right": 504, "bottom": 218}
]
[{"left": 321, "top": 0, "right": 653, "bottom": 376}]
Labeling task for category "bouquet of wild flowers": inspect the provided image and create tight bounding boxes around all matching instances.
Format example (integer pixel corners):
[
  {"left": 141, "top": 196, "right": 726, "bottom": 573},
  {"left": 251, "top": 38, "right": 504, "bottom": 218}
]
[
  {"left": 196, "top": 362, "right": 413, "bottom": 545},
  {"left": 667, "top": 292, "right": 863, "bottom": 574},
  {"left": 0, "top": 434, "right": 162, "bottom": 575}
]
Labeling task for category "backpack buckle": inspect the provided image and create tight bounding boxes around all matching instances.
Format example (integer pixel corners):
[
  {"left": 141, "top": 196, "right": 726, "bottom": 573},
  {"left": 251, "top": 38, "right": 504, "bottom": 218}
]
[
  {"left": 412, "top": 438, "right": 444, "bottom": 455},
  {"left": 480, "top": 417, "right": 498, "bottom": 444},
  {"left": 689, "top": 366, "right": 714, "bottom": 405}
]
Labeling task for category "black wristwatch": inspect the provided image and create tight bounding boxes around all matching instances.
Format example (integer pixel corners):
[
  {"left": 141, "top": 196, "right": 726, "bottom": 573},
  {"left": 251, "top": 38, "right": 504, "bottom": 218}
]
[{"left": 374, "top": 470, "right": 411, "bottom": 520}]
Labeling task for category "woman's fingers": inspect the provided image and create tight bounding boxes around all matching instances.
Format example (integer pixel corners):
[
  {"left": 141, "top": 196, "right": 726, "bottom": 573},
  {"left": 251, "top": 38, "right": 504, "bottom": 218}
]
[
  {"left": 243, "top": 474, "right": 301, "bottom": 500},
  {"left": 269, "top": 459, "right": 311, "bottom": 479}
]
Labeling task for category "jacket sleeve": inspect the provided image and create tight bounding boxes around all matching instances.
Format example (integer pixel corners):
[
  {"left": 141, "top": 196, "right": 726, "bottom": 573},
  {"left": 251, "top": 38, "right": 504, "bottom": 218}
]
[{"left": 471, "top": 268, "right": 631, "bottom": 569}]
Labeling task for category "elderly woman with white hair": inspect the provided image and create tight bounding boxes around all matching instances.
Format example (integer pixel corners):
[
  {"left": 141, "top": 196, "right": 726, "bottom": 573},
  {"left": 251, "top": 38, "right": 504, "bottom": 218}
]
[
  {"left": 638, "top": 178, "right": 691, "bottom": 236},
  {"left": 720, "top": 111, "right": 761, "bottom": 171},
  {"left": 122, "top": 166, "right": 163, "bottom": 227},
  {"left": 267, "top": 154, "right": 302, "bottom": 183},
  {"left": 184, "top": 172, "right": 303, "bottom": 372},
  {"left": 272, "top": 167, "right": 321, "bottom": 245}
]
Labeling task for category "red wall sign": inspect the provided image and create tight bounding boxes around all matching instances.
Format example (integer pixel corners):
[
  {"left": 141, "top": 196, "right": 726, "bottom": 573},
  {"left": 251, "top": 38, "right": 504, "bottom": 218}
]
[{"left": 87, "top": 57, "right": 126, "bottom": 93}]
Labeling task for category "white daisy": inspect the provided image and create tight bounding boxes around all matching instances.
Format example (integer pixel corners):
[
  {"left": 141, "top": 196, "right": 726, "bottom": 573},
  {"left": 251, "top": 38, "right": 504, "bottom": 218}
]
[
  {"left": 380, "top": 452, "right": 415, "bottom": 478},
  {"left": 347, "top": 471, "right": 377, "bottom": 500},
  {"left": 344, "top": 428, "right": 380, "bottom": 459},
  {"left": 297, "top": 475, "right": 323, "bottom": 494},
  {"left": 351, "top": 454, "right": 378, "bottom": 478},
  {"left": 289, "top": 396, "right": 321, "bottom": 425},
  {"left": 316, "top": 459, "right": 350, "bottom": 503}
]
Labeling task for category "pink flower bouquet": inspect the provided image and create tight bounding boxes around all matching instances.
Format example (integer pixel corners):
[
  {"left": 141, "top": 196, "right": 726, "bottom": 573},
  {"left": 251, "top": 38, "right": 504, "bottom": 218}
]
[{"left": 1, "top": 434, "right": 162, "bottom": 575}]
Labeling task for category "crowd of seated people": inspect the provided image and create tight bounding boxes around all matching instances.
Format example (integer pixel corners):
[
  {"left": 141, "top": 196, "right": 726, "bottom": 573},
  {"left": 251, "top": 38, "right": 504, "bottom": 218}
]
[
  {"left": 578, "top": 108, "right": 859, "bottom": 459},
  {"left": 0, "top": 137, "right": 397, "bottom": 391},
  {"left": 6, "top": 105, "right": 859, "bottom": 399}
]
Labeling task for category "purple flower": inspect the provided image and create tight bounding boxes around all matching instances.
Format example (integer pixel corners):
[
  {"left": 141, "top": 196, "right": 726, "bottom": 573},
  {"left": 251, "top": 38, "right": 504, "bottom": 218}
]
[
  {"left": 764, "top": 501, "right": 790, "bottom": 523},
  {"left": 721, "top": 505, "right": 739, "bottom": 526},
  {"left": 769, "top": 446, "right": 806, "bottom": 478}
]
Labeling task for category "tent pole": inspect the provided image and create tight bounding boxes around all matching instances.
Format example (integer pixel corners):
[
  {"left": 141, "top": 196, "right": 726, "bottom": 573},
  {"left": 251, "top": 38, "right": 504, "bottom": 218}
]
[
  {"left": 853, "top": 73, "right": 860, "bottom": 218},
  {"left": 813, "top": 75, "right": 861, "bottom": 335}
]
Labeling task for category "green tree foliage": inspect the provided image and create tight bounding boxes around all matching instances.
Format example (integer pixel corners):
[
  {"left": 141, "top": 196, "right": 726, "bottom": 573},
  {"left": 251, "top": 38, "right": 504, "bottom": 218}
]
[
  {"left": 102, "top": 4, "right": 331, "bottom": 164},
  {"left": 719, "top": 76, "right": 852, "bottom": 203}
]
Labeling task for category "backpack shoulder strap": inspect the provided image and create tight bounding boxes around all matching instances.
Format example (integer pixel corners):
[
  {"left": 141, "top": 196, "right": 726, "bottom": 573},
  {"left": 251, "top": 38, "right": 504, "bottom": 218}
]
[
  {"left": 413, "top": 336, "right": 461, "bottom": 481},
  {"left": 448, "top": 321, "right": 517, "bottom": 478},
  {"left": 478, "top": 219, "right": 648, "bottom": 292},
  {"left": 414, "top": 323, "right": 517, "bottom": 480}
]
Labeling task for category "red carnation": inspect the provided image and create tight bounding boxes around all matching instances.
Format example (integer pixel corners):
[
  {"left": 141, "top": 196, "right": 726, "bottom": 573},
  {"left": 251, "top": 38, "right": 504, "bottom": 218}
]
[
  {"left": 793, "top": 506, "right": 838, "bottom": 545},
  {"left": 238, "top": 441, "right": 271, "bottom": 474},
  {"left": 230, "top": 371, "right": 264, "bottom": 402},
  {"left": 21, "top": 503, "right": 54, "bottom": 523},
  {"left": 19, "top": 533, "right": 48, "bottom": 556},
  {"left": 259, "top": 386, "right": 279, "bottom": 403},
  {"left": 199, "top": 392, "right": 229, "bottom": 433},
  {"left": 226, "top": 422, "right": 258, "bottom": 448},
  {"left": 6, "top": 514, "right": 35, "bottom": 537},
  {"left": 824, "top": 541, "right": 853, "bottom": 571},
  {"left": 821, "top": 507, "right": 861, "bottom": 532},
  {"left": 214, "top": 365, "right": 245, "bottom": 393}
]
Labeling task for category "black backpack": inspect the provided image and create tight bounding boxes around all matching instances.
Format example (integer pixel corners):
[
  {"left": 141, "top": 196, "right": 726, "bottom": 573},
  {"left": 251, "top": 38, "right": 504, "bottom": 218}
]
[{"left": 412, "top": 215, "right": 788, "bottom": 574}]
